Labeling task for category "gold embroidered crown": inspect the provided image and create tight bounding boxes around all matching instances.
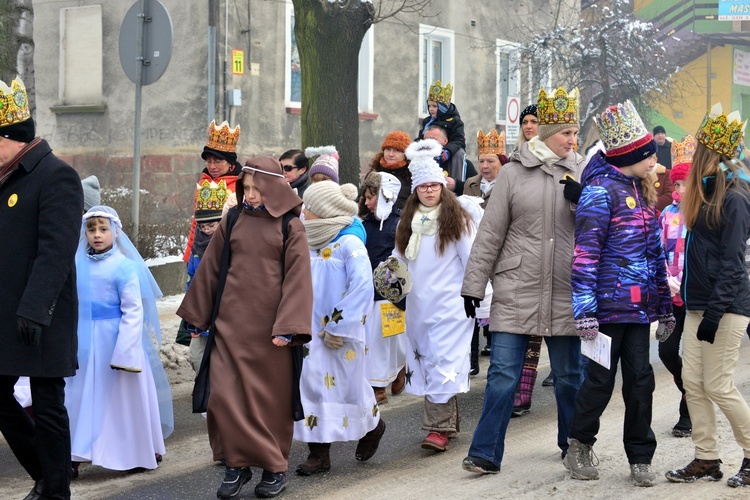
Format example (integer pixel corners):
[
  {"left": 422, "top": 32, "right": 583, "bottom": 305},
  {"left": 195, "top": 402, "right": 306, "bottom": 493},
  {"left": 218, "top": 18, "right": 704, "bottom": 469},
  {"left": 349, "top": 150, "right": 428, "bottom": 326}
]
[
  {"left": 194, "top": 179, "right": 229, "bottom": 220},
  {"left": 594, "top": 100, "right": 650, "bottom": 155},
  {"left": 671, "top": 135, "right": 696, "bottom": 166},
  {"left": 695, "top": 103, "right": 746, "bottom": 157},
  {"left": 428, "top": 80, "right": 453, "bottom": 104},
  {"left": 537, "top": 87, "right": 579, "bottom": 125},
  {"left": 477, "top": 129, "right": 506, "bottom": 156},
  {"left": 206, "top": 120, "right": 240, "bottom": 153},
  {"left": 0, "top": 77, "right": 31, "bottom": 129}
]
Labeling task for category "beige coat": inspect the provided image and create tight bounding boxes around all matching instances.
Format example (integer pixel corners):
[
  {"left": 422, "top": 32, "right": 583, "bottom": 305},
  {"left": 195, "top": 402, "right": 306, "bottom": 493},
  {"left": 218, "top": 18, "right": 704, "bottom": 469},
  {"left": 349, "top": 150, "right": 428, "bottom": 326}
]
[
  {"left": 463, "top": 173, "right": 490, "bottom": 208},
  {"left": 462, "top": 143, "right": 585, "bottom": 336}
]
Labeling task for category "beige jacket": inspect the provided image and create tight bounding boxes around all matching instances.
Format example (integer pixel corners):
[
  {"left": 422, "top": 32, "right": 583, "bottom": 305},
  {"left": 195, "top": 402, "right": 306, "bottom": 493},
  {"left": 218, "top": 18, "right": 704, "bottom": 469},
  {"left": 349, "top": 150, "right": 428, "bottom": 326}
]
[{"left": 462, "top": 142, "right": 585, "bottom": 336}]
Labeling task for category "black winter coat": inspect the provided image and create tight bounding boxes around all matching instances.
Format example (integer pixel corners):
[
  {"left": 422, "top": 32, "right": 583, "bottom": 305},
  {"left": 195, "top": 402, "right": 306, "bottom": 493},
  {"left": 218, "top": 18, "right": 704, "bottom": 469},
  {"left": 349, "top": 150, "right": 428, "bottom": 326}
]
[
  {"left": 0, "top": 139, "right": 83, "bottom": 377},
  {"left": 362, "top": 211, "right": 405, "bottom": 309},
  {"left": 682, "top": 176, "right": 750, "bottom": 321},
  {"left": 417, "top": 103, "right": 466, "bottom": 156}
]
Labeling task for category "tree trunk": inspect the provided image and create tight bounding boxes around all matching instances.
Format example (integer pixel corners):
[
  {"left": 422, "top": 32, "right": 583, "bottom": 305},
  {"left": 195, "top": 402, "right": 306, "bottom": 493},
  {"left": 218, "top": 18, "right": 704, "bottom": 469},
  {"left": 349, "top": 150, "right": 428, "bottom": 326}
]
[
  {"left": 292, "top": 0, "right": 373, "bottom": 184},
  {"left": 0, "top": 0, "right": 35, "bottom": 116}
]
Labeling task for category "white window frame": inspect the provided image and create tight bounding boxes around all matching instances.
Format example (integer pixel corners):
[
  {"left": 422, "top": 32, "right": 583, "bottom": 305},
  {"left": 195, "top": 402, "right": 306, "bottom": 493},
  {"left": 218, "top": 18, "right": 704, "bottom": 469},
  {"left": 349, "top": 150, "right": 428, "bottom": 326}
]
[
  {"left": 285, "top": 1, "right": 374, "bottom": 112},
  {"left": 527, "top": 54, "right": 552, "bottom": 104},
  {"left": 496, "top": 40, "right": 521, "bottom": 125},
  {"left": 418, "top": 24, "right": 455, "bottom": 116}
]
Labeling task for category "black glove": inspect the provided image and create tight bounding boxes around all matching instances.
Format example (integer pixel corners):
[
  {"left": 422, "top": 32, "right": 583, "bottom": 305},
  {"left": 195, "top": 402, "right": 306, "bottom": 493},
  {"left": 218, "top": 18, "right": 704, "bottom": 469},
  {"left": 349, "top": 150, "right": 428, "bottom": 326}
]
[
  {"left": 559, "top": 178, "right": 583, "bottom": 204},
  {"left": 696, "top": 317, "right": 720, "bottom": 344},
  {"left": 17, "top": 317, "right": 43, "bottom": 346},
  {"left": 463, "top": 296, "right": 481, "bottom": 318}
]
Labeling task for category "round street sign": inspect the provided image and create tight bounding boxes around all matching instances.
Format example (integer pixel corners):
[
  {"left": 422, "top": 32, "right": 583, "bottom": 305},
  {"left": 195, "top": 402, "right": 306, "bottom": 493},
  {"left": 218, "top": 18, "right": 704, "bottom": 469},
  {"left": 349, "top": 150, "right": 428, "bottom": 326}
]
[{"left": 119, "top": 0, "right": 173, "bottom": 86}]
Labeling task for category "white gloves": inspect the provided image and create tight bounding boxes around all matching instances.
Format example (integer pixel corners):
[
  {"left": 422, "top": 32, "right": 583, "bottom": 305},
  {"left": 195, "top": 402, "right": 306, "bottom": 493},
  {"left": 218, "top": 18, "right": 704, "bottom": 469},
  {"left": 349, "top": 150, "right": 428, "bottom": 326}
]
[{"left": 667, "top": 276, "right": 681, "bottom": 297}]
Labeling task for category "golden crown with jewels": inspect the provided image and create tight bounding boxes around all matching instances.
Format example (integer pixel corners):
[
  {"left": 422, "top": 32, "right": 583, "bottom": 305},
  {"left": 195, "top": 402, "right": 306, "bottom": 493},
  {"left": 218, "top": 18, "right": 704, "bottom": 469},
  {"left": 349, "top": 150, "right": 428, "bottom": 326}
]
[
  {"left": 194, "top": 179, "right": 229, "bottom": 221},
  {"left": 428, "top": 80, "right": 453, "bottom": 104},
  {"left": 477, "top": 129, "right": 506, "bottom": 156},
  {"left": 537, "top": 87, "right": 579, "bottom": 125},
  {"left": 0, "top": 77, "right": 31, "bottom": 128},
  {"left": 671, "top": 135, "right": 696, "bottom": 167},
  {"left": 206, "top": 120, "right": 241, "bottom": 153},
  {"left": 594, "top": 100, "right": 650, "bottom": 155},
  {"left": 695, "top": 103, "right": 746, "bottom": 157}
]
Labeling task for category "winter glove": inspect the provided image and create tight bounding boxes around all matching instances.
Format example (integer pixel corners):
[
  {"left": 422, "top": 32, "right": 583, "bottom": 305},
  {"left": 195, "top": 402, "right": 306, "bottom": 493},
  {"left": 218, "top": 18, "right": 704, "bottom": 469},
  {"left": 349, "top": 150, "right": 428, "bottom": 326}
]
[
  {"left": 319, "top": 330, "right": 344, "bottom": 349},
  {"left": 575, "top": 316, "right": 599, "bottom": 341},
  {"left": 477, "top": 318, "right": 490, "bottom": 328},
  {"left": 667, "top": 276, "right": 681, "bottom": 297},
  {"left": 696, "top": 317, "right": 720, "bottom": 344},
  {"left": 656, "top": 313, "right": 677, "bottom": 342},
  {"left": 439, "top": 149, "right": 451, "bottom": 163},
  {"left": 559, "top": 177, "right": 583, "bottom": 204},
  {"left": 17, "top": 317, "right": 43, "bottom": 346},
  {"left": 463, "top": 296, "right": 481, "bottom": 318}
]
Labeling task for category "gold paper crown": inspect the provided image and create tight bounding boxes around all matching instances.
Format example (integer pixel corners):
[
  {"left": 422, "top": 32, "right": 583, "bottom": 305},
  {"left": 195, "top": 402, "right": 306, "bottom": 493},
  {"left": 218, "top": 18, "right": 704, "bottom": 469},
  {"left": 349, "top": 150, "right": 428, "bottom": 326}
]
[
  {"left": 477, "top": 129, "right": 506, "bottom": 156},
  {"left": 0, "top": 77, "right": 31, "bottom": 128},
  {"left": 206, "top": 120, "right": 240, "bottom": 153},
  {"left": 428, "top": 80, "right": 453, "bottom": 104},
  {"left": 671, "top": 135, "right": 696, "bottom": 166},
  {"left": 195, "top": 179, "right": 229, "bottom": 216},
  {"left": 695, "top": 103, "right": 747, "bottom": 157},
  {"left": 537, "top": 87, "right": 579, "bottom": 126}
]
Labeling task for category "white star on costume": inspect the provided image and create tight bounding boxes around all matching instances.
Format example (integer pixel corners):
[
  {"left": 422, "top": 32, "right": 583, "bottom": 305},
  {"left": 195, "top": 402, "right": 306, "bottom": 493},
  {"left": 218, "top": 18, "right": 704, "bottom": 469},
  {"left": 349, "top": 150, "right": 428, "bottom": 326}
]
[{"left": 439, "top": 367, "right": 458, "bottom": 384}]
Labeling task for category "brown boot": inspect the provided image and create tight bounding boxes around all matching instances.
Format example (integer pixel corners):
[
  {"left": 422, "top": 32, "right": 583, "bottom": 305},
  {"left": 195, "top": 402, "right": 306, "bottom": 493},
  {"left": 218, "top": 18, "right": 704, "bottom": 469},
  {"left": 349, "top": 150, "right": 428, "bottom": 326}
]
[
  {"left": 665, "top": 458, "right": 723, "bottom": 482},
  {"left": 728, "top": 457, "right": 750, "bottom": 487},
  {"left": 373, "top": 387, "right": 388, "bottom": 404},
  {"left": 391, "top": 367, "right": 406, "bottom": 396},
  {"left": 295, "top": 443, "right": 331, "bottom": 476},
  {"left": 355, "top": 419, "right": 386, "bottom": 461}
]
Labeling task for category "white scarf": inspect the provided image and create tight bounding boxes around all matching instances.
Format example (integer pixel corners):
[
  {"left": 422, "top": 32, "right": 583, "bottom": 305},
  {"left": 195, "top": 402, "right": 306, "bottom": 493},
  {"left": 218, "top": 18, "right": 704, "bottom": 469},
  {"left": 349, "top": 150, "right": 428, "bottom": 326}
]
[
  {"left": 405, "top": 204, "right": 440, "bottom": 261},
  {"left": 528, "top": 136, "right": 562, "bottom": 166},
  {"left": 303, "top": 216, "right": 354, "bottom": 250},
  {"left": 480, "top": 178, "right": 495, "bottom": 196}
]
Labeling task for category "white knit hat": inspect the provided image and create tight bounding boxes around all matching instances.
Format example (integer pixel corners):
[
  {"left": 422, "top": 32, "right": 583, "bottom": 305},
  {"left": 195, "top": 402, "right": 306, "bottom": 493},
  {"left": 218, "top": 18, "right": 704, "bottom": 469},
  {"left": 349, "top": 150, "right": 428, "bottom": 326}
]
[
  {"left": 303, "top": 180, "right": 358, "bottom": 218},
  {"left": 406, "top": 139, "right": 447, "bottom": 192},
  {"left": 81, "top": 175, "right": 101, "bottom": 212},
  {"left": 305, "top": 145, "right": 340, "bottom": 183},
  {"left": 376, "top": 172, "right": 401, "bottom": 229}
]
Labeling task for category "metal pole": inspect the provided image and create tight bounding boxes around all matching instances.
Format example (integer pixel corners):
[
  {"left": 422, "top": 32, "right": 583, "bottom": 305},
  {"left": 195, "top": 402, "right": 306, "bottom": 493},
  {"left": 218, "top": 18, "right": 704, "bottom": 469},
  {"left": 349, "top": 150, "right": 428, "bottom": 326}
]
[
  {"left": 132, "top": 0, "right": 147, "bottom": 245},
  {"left": 706, "top": 37, "right": 712, "bottom": 111},
  {"left": 208, "top": 0, "right": 217, "bottom": 125}
]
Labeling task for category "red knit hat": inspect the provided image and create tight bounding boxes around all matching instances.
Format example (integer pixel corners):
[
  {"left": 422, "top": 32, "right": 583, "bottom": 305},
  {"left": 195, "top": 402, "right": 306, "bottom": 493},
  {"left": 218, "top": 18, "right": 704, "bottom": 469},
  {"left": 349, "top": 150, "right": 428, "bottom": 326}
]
[
  {"left": 670, "top": 162, "right": 690, "bottom": 183},
  {"left": 381, "top": 131, "right": 411, "bottom": 152}
]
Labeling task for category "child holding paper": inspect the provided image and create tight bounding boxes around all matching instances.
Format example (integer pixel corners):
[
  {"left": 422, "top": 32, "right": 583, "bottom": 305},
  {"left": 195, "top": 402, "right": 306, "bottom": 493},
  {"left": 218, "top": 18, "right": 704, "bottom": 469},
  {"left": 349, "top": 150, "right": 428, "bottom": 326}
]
[{"left": 564, "top": 101, "right": 674, "bottom": 487}]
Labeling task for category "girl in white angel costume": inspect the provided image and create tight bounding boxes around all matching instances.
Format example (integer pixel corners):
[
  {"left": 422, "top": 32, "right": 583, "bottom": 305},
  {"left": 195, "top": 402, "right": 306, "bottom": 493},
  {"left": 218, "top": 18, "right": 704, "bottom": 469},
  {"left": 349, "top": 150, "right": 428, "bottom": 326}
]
[{"left": 65, "top": 206, "right": 173, "bottom": 475}]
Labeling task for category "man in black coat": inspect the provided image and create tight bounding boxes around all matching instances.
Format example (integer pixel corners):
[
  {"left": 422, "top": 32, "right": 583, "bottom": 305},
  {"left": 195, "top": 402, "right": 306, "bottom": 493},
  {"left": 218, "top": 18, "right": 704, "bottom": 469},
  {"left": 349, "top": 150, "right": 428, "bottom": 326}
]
[{"left": 0, "top": 78, "right": 83, "bottom": 500}]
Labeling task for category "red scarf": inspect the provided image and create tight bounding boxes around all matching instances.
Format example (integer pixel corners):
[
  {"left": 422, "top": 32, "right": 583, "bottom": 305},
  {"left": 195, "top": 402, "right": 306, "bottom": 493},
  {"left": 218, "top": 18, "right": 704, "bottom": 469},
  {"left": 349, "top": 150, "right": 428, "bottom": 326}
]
[
  {"left": 379, "top": 157, "right": 407, "bottom": 170},
  {"left": 0, "top": 137, "right": 42, "bottom": 186}
]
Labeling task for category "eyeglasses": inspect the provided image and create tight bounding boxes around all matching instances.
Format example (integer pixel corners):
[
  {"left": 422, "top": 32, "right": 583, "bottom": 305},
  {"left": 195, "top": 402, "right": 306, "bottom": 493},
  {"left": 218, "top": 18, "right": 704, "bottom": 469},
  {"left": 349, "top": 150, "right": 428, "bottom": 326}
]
[
  {"left": 416, "top": 183, "right": 442, "bottom": 193},
  {"left": 282, "top": 164, "right": 303, "bottom": 172},
  {"left": 205, "top": 157, "right": 227, "bottom": 166}
]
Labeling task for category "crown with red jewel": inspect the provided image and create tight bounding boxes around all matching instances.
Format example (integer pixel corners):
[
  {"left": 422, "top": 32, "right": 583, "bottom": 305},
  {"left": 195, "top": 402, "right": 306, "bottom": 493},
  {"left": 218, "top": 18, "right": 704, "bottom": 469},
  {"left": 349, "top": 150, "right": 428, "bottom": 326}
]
[
  {"left": 537, "top": 87, "right": 579, "bottom": 125},
  {"left": 695, "top": 103, "right": 746, "bottom": 157},
  {"left": 477, "top": 129, "right": 506, "bottom": 156},
  {"left": 205, "top": 120, "right": 240, "bottom": 153}
]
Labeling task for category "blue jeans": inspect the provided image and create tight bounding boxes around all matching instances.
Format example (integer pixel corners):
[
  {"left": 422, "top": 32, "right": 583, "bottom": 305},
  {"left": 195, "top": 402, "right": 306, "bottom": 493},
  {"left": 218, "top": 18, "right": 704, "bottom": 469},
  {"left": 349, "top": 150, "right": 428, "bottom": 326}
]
[{"left": 468, "top": 332, "right": 583, "bottom": 468}]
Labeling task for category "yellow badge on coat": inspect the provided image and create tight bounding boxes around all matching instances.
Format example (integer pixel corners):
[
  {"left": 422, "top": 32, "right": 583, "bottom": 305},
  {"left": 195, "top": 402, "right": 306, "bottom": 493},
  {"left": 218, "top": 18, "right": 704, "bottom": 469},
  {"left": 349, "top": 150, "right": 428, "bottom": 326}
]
[
  {"left": 625, "top": 196, "right": 636, "bottom": 209},
  {"left": 654, "top": 182, "right": 660, "bottom": 188},
  {"left": 8, "top": 194, "right": 18, "bottom": 207},
  {"left": 671, "top": 216, "right": 681, "bottom": 226},
  {"left": 380, "top": 302, "right": 405, "bottom": 337}
]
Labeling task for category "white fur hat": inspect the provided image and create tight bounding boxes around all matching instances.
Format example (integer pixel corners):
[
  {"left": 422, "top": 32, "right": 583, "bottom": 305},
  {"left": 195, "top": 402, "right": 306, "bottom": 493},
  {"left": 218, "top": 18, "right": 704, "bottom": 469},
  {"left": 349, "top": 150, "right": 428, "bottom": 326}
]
[
  {"left": 406, "top": 139, "right": 447, "bottom": 192},
  {"left": 376, "top": 172, "right": 401, "bottom": 229}
]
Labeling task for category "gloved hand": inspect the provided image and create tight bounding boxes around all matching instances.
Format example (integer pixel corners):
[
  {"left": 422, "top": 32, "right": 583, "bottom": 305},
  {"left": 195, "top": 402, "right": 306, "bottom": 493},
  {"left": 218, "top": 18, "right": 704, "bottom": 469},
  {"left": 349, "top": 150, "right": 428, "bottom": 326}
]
[
  {"left": 559, "top": 177, "right": 583, "bottom": 204},
  {"left": 439, "top": 149, "right": 450, "bottom": 163},
  {"left": 17, "top": 317, "right": 43, "bottom": 346},
  {"left": 667, "top": 276, "right": 681, "bottom": 297},
  {"left": 319, "top": 330, "right": 344, "bottom": 349},
  {"left": 463, "top": 296, "right": 481, "bottom": 318},
  {"left": 696, "top": 317, "right": 720, "bottom": 344},
  {"left": 575, "top": 316, "right": 599, "bottom": 341},
  {"left": 656, "top": 313, "right": 677, "bottom": 342},
  {"left": 477, "top": 318, "right": 490, "bottom": 328}
]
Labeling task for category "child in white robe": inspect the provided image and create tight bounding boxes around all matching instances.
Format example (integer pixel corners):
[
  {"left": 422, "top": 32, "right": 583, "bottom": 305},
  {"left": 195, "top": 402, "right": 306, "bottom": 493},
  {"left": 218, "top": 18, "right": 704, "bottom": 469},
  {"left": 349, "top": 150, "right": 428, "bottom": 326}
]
[{"left": 65, "top": 206, "right": 173, "bottom": 476}]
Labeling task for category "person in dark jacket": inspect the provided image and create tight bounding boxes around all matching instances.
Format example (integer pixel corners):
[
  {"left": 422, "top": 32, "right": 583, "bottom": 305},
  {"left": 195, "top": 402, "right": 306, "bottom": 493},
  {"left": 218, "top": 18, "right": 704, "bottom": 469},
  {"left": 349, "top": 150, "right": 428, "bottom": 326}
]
[
  {"left": 417, "top": 80, "right": 466, "bottom": 160},
  {"left": 654, "top": 125, "right": 673, "bottom": 169},
  {"left": 0, "top": 77, "right": 83, "bottom": 500},
  {"left": 280, "top": 149, "right": 310, "bottom": 198},
  {"left": 564, "top": 101, "right": 674, "bottom": 487},
  {"left": 368, "top": 130, "right": 412, "bottom": 211},
  {"left": 665, "top": 104, "right": 750, "bottom": 488}
]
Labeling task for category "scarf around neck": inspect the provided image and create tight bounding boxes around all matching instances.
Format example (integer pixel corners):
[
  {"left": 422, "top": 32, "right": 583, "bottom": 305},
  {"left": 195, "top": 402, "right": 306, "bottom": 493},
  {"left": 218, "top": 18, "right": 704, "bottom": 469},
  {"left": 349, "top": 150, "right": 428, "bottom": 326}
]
[
  {"left": 405, "top": 204, "right": 440, "bottom": 261},
  {"left": 303, "top": 215, "right": 355, "bottom": 250},
  {"left": 379, "top": 157, "right": 408, "bottom": 170},
  {"left": 528, "top": 136, "right": 562, "bottom": 166}
]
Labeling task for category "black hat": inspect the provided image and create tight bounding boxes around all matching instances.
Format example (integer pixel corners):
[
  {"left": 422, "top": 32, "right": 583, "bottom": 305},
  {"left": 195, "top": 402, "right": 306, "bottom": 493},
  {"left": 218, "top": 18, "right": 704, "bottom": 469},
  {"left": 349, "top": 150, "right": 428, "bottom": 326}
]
[
  {"left": 652, "top": 125, "right": 666, "bottom": 135},
  {"left": 0, "top": 117, "right": 35, "bottom": 143},
  {"left": 519, "top": 104, "right": 538, "bottom": 123}
]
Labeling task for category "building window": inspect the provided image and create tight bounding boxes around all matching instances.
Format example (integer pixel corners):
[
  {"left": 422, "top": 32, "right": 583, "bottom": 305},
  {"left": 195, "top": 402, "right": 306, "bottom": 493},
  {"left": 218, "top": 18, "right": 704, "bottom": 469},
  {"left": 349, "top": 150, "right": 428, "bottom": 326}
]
[
  {"left": 57, "top": 5, "right": 103, "bottom": 107},
  {"left": 496, "top": 40, "right": 520, "bottom": 124},
  {"left": 285, "top": 2, "right": 374, "bottom": 112},
  {"left": 528, "top": 53, "right": 552, "bottom": 105},
  {"left": 418, "top": 25, "right": 455, "bottom": 116}
]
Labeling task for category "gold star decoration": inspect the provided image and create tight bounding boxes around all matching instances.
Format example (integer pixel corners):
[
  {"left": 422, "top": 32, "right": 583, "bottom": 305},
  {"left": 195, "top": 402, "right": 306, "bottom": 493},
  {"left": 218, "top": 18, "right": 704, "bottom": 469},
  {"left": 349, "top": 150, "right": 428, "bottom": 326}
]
[
  {"left": 331, "top": 307, "right": 344, "bottom": 324},
  {"left": 305, "top": 413, "right": 318, "bottom": 429},
  {"left": 372, "top": 404, "right": 379, "bottom": 417},
  {"left": 342, "top": 416, "right": 349, "bottom": 428},
  {"left": 321, "top": 315, "right": 329, "bottom": 326},
  {"left": 365, "top": 346, "right": 370, "bottom": 355},
  {"left": 324, "top": 372, "right": 336, "bottom": 389},
  {"left": 361, "top": 314, "right": 367, "bottom": 325},
  {"left": 345, "top": 349, "right": 356, "bottom": 361}
]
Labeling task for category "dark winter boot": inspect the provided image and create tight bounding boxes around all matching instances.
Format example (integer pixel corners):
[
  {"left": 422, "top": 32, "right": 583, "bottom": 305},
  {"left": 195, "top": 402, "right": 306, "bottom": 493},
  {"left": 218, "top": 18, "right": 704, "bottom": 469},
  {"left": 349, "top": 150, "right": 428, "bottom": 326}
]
[
  {"left": 295, "top": 443, "right": 331, "bottom": 476},
  {"left": 355, "top": 419, "right": 386, "bottom": 461}
]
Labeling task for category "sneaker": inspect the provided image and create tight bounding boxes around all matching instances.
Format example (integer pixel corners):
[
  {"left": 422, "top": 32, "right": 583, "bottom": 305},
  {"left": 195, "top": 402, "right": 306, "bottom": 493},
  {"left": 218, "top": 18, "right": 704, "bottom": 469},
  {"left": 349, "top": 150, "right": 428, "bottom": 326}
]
[
  {"left": 727, "top": 457, "right": 750, "bottom": 487},
  {"left": 462, "top": 456, "right": 499, "bottom": 475},
  {"left": 563, "top": 438, "right": 599, "bottom": 480},
  {"left": 672, "top": 416, "right": 692, "bottom": 438},
  {"left": 542, "top": 372, "right": 554, "bottom": 387},
  {"left": 216, "top": 467, "right": 252, "bottom": 499},
  {"left": 511, "top": 405, "right": 530, "bottom": 418},
  {"left": 630, "top": 463, "right": 656, "bottom": 487},
  {"left": 665, "top": 458, "right": 723, "bottom": 483},
  {"left": 23, "top": 479, "right": 43, "bottom": 500},
  {"left": 355, "top": 419, "right": 386, "bottom": 461},
  {"left": 255, "top": 470, "right": 287, "bottom": 498},
  {"left": 469, "top": 366, "right": 479, "bottom": 376},
  {"left": 480, "top": 346, "right": 491, "bottom": 356},
  {"left": 421, "top": 432, "right": 449, "bottom": 452}
]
